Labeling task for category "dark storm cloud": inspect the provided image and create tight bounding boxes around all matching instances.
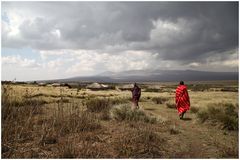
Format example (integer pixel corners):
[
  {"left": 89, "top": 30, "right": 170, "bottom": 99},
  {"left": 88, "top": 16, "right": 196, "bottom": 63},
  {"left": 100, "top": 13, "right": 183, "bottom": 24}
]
[
  {"left": 129, "top": 2, "right": 238, "bottom": 62},
  {"left": 2, "top": 2, "right": 238, "bottom": 62}
]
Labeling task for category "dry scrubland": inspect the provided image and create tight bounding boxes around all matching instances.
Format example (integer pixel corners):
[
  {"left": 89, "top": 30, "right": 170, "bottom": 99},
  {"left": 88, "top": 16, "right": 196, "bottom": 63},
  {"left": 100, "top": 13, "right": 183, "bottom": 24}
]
[{"left": 1, "top": 81, "right": 239, "bottom": 158}]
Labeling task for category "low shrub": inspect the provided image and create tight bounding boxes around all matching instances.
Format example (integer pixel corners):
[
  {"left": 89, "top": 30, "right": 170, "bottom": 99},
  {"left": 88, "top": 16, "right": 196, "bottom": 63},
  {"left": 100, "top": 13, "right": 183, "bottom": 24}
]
[
  {"left": 86, "top": 98, "right": 111, "bottom": 113},
  {"left": 114, "top": 126, "right": 163, "bottom": 158},
  {"left": 144, "top": 88, "right": 161, "bottom": 92},
  {"left": 190, "top": 106, "right": 199, "bottom": 113},
  {"left": 152, "top": 97, "right": 168, "bottom": 104},
  {"left": 166, "top": 102, "right": 176, "bottom": 109},
  {"left": 187, "top": 84, "right": 211, "bottom": 92},
  {"left": 197, "top": 103, "right": 238, "bottom": 130},
  {"left": 99, "top": 109, "right": 111, "bottom": 121},
  {"left": 110, "top": 104, "right": 157, "bottom": 124},
  {"left": 85, "top": 97, "right": 130, "bottom": 113},
  {"left": 54, "top": 111, "right": 101, "bottom": 136},
  {"left": 221, "top": 87, "right": 238, "bottom": 92},
  {"left": 197, "top": 110, "right": 209, "bottom": 123},
  {"left": 110, "top": 97, "right": 129, "bottom": 105}
]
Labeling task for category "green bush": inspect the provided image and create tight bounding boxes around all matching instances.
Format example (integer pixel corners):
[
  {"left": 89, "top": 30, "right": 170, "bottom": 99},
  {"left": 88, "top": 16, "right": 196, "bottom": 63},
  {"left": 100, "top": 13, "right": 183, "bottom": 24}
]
[
  {"left": 197, "top": 103, "right": 238, "bottom": 130},
  {"left": 110, "top": 104, "right": 157, "bottom": 124}
]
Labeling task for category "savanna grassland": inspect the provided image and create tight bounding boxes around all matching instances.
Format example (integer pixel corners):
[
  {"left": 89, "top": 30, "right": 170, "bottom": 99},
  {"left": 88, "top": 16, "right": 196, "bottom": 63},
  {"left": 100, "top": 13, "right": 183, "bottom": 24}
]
[{"left": 1, "top": 81, "right": 239, "bottom": 158}]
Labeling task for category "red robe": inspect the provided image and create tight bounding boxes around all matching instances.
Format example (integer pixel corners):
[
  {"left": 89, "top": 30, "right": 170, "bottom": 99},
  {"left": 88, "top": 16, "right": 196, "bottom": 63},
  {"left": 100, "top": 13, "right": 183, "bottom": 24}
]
[{"left": 175, "top": 85, "right": 190, "bottom": 115}]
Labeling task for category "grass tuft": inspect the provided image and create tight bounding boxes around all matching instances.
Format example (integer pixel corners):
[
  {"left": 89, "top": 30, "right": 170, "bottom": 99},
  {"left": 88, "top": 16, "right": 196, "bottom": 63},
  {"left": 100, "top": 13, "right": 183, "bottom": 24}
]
[
  {"left": 197, "top": 103, "right": 238, "bottom": 130},
  {"left": 166, "top": 102, "right": 176, "bottom": 109},
  {"left": 169, "top": 125, "right": 180, "bottom": 135},
  {"left": 58, "top": 139, "right": 78, "bottom": 158},
  {"left": 85, "top": 98, "right": 111, "bottom": 112},
  {"left": 55, "top": 111, "right": 101, "bottom": 136},
  {"left": 152, "top": 97, "right": 168, "bottom": 104},
  {"left": 114, "top": 126, "right": 164, "bottom": 158},
  {"left": 110, "top": 104, "right": 157, "bottom": 124},
  {"left": 190, "top": 106, "right": 199, "bottom": 113}
]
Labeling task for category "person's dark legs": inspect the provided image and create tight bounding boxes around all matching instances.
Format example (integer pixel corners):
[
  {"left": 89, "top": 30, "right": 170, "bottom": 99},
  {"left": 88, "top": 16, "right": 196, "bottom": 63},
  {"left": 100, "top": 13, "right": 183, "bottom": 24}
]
[
  {"left": 179, "top": 113, "right": 183, "bottom": 119},
  {"left": 180, "top": 111, "right": 186, "bottom": 119}
]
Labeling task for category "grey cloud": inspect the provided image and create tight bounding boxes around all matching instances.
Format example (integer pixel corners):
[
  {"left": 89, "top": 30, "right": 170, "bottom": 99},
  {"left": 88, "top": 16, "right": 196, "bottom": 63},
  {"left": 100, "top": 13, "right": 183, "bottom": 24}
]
[{"left": 2, "top": 2, "right": 238, "bottom": 65}]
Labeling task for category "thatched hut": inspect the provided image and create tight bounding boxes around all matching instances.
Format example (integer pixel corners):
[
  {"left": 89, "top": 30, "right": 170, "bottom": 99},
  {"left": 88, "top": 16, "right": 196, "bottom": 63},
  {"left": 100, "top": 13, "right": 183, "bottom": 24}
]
[
  {"left": 86, "top": 83, "right": 110, "bottom": 91},
  {"left": 38, "top": 82, "right": 47, "bottom": 86},
  {"left": 51, "top": 83, "right": 61, "bottom": 87}
]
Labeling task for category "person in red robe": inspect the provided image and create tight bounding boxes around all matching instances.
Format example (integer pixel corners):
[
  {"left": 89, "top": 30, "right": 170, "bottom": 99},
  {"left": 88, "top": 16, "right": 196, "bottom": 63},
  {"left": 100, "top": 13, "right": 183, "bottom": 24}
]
[
  {"left": 131, "top": 83, "right": 141, "bottom": 110},
  {"left": 175, "top": 81, "right": 190, "bottom": 119}
]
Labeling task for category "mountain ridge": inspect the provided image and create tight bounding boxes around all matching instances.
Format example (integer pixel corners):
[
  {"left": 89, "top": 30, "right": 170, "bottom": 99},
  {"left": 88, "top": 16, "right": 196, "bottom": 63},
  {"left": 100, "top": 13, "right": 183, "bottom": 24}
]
[{"left": 43, "top": 69, "right": 238, "bottom": 83}]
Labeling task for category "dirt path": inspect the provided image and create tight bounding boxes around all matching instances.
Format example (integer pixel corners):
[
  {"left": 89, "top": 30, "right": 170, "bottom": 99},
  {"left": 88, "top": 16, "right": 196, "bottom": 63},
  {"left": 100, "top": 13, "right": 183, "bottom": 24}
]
[{"left": 142, "top": 101, "right": 238, "bottom": 158}]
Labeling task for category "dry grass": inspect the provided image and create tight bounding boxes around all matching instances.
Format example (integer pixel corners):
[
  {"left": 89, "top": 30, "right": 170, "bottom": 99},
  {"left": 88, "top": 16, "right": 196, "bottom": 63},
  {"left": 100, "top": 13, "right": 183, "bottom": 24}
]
[
  {"left": 58, "top": 138, "right": 78, "bottom": 158},
  {"left": 144, "top": 88, "right": 161, "bottom": 92},
  {"left": 110, "top": 104, "right": 157, "bottom": 124},
  {"left": 197, "top": 103, "right": 238, "bottom": 130},
  {"left": 85, "top": 98, "right": 111, "bottom": 113},
  {"left": 114, "top": 125, "right": 164, "bottom": 158},
  {"left": 1, "top": 82, "right": 238, "bottom": 158},
  {"left": 55, "top": 111, "right": 101, "bottom": 136},
  {"left": 85, "top": 97, "right": 129, "bottom": 113},
  {"left": 169, "top": 125, "right": 180, "bottom": 134},
  {"left": 190, "top": 106, "right": 199, "bottom": 113},
  {"left": 152, "top": 97, "right": 169, "bottom": 104},
  {"left": 99, "top": 109, "right": 111, "bottom": 121},
  {"left": 1, "top": 84, "right": 101, "bottom": 158},
  {"left": 220, "top": 144, "right": 238, "bottom": 158},
  {"left": 166, "top": 102, "right": 176, "bottom": 109}
]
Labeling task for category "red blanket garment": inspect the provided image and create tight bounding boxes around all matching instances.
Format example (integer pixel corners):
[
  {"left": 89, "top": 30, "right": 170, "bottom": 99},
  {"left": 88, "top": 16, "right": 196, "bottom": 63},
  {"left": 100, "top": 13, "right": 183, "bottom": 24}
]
[{"left": 175, "top": 85, "right": 190, "bottom": 115}]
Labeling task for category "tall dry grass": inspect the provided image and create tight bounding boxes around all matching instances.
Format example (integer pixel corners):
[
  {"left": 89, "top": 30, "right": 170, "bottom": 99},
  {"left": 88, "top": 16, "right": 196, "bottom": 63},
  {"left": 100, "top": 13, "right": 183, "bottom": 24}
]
[
  {"left": 197, "top": 103, "right": 238, "bottom": 130},
  {"left": 2, "top": 85, "right": 101, "bottom": 158},
  {"left": 114, "top": 125, "right": 164, "bottom": 158},
  {"left": 2, "top": 83, "right": 238, "bottom": 158}
]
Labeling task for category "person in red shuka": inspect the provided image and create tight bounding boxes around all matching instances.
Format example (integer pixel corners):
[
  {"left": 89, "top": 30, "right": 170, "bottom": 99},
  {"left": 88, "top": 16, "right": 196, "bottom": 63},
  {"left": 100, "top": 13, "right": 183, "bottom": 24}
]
[
  {"left": 131, "top": 83, "right": 141, "bottom": 110},
  {"left": 175, "top": 81, "right": 190, "bottom": 119}
]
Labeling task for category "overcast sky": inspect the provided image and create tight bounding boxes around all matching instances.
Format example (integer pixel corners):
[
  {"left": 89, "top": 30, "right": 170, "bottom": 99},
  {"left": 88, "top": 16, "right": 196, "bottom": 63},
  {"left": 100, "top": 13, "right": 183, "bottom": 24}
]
[{"left": 1, "top": 1, "right": 239, "bottom": 81}]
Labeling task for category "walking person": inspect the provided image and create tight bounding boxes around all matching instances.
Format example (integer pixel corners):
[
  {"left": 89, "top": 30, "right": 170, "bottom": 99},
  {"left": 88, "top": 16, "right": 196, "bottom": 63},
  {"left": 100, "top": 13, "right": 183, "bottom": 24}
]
[
  {"left": 175, "top": 81, "right": 190, "bottom": 119},
  {"left": 131, "top": 83, "right": 141, "bottom": 110}
]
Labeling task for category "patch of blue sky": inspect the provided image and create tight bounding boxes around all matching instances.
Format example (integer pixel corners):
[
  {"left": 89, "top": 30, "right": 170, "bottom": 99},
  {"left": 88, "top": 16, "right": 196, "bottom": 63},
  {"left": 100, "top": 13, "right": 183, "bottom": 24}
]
[
  {"left": 1, "top": 47, "right": 42, "bottom": 61},
  {"left": 1, "top": 11, "right": 9, "bottom": 24}
]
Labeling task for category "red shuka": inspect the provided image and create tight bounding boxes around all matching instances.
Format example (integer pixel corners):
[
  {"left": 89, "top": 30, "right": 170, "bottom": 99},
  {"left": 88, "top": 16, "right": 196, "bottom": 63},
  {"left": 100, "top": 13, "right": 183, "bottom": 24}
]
[{"left": 175, "top": 85, "right": 190, "bottom": 115}]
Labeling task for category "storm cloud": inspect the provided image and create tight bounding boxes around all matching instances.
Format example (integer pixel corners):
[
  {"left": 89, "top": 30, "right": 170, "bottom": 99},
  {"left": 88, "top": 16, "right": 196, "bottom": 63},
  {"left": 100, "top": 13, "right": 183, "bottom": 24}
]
[{"left": 1, "top": 2, "right": 238, "bottom": 80}]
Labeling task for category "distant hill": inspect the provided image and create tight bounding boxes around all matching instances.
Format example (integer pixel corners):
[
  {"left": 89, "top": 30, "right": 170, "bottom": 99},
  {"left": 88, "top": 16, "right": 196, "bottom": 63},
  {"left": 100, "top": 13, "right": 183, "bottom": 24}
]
[{"left": 48, "top": 69, "right": 238, "bottom": 83}]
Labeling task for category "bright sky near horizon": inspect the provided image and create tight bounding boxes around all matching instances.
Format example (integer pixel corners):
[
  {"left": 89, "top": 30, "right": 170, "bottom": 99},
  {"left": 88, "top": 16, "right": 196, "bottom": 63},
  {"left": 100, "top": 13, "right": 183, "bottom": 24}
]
[{"left": 1, "top": 1, "right": 239, "bottom": 81}]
